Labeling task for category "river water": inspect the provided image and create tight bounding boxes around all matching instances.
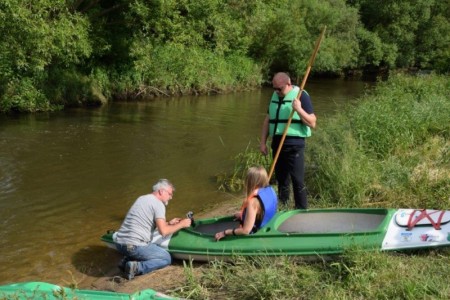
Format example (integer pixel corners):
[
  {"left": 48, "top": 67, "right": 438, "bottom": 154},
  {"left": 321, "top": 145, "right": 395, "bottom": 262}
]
[{"left": 0, "top": 78, "right": 371, "bottom": 286}]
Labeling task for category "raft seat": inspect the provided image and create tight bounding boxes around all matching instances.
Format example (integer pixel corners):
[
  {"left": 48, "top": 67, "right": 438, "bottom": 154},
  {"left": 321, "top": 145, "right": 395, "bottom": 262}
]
[{"left": 278, "top": 212, "right": 387, "bottom": 234}]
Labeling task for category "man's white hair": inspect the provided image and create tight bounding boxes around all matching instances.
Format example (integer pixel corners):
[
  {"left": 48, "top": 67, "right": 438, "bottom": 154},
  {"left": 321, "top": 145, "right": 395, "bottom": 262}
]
[{"left": 152, "top": 179, "right": 175, "bottom": 192}]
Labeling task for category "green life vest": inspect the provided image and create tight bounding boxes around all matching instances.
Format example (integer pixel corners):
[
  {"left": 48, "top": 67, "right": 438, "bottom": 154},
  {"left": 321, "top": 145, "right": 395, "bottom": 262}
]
[{"left": 268, "top": 86, "right": 311, "bottom": 137}]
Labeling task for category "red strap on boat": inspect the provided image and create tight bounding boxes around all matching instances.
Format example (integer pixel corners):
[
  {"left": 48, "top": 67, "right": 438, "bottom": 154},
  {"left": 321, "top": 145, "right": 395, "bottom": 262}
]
[{"left": 407, "top": 209, "right": 445, "bottom": 230}]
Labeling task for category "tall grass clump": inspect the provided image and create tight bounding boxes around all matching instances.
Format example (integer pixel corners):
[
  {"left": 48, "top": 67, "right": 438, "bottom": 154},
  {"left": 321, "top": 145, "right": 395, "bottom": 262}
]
[
  {"left": 322, "top": 248, "right": 450, "bottom": 299},
  {"left": 307, "top": 73, "right": 449, "bottom": 208},
  {"left": 307, "top": 114, "right": 378, "bottom": 207},
  {"left": 216, "top": 142, "right": 271, "bottom": 192},
  {"left": 350, "top": 73, "right": 449, "bottom": 159},
  {"left": 175, "top": 256, "right": 325, "bottom": 299}
]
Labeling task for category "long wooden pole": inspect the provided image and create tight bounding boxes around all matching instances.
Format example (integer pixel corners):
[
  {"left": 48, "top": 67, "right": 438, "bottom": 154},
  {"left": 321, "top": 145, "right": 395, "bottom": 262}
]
[{"left": 268, "top": 26, "right": 326, "bottom": 179}]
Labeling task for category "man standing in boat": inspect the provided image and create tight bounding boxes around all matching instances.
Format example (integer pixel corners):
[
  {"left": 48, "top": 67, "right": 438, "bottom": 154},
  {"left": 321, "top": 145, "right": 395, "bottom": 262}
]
[
  {"left": 114, "top": 179, "right": 191, "bottom": 280},
  {"left": 260, "top": 72, "right": 316, "bottom": 209}
]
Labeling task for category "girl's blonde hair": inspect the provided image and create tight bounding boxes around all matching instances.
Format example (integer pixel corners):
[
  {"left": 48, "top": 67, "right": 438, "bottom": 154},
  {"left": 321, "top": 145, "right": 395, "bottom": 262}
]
[{"left": 244, "top": 166, "right": 269, "bottom": 198}]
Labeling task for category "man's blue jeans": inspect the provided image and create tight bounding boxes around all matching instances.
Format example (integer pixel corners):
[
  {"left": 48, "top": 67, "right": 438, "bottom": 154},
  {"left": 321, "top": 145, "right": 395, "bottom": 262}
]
[{"left": 115, "top": 243, "right": 171, "bottom": 275}]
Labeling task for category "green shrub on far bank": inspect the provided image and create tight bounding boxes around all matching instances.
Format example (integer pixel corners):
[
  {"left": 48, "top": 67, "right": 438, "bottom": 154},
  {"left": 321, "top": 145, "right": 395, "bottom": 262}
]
[
  {"left": 45, "top": 68, "right": 108, "bottom": 108},
  {"left": 218, "top": 73, "right": 450, "bottom": 210},
  {"left": 0, "top": 78, "right": 56, "bottom": 112},
  {"left": 126, "top": 42, "right": 262, "bottom": 97}
]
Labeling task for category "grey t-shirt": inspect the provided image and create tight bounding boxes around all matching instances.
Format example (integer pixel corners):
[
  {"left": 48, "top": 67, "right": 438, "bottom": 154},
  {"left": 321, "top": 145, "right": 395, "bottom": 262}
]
[{"left": 115, "top": 194, "right": 166, "bottom": 246}]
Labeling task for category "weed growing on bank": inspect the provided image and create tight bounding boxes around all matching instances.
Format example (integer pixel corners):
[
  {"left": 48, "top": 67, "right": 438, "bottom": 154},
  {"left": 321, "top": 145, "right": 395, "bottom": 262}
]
[{"left": 216, "top": 143, "right": 272, "bottom": 192}]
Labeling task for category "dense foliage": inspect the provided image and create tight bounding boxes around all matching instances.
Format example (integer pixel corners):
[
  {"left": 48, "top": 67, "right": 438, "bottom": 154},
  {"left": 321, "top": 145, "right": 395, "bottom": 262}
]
[
  {"left": 0, "top": 0, "right": 448, "bottom": 112},
  {"left": 0, "top": 0, "right": 92, "bottom": 112},
  {"left": 350, "top": 0, "right": 450, "bottom": 72}
]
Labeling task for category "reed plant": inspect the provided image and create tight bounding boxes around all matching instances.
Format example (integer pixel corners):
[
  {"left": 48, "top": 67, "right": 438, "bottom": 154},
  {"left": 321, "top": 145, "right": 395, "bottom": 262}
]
[
  {"left": 129, "top": 43, "right": 262, "bottom": 97},
  {"left": 216, "top": 142, "right": 271, "bottom": 192}
]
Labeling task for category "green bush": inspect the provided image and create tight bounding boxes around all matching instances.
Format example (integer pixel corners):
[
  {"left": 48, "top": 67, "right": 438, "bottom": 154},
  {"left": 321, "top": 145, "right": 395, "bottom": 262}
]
[
  {"left": 130, "top": 42, "right": 261, "bottom": 96},
  {"left": 0, "top": 0, "right": 91, "bottom": 112},
  {"left": 45, "top": 68, "right": 107, "bottom": 107},
  {"left": 0, "top": 78, "right": 55, "bottom": 112}
]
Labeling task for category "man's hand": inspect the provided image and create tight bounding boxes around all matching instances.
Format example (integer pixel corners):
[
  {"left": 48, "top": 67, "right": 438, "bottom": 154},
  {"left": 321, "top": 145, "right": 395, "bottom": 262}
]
[
  {"left": 158, "top": 217, "right": 191, "bottom": 236},
  {"left": 292, "top": 97, "right": 316, "bottom": 128},
  {"left": 169, "top": 218, "right": 191, "bottom": 227},
  {"left": 179, "top": 218, "right": 192, "bottom": 228},
  {"left": 292, "top": 98, "right": 302, "bottom": 111}
]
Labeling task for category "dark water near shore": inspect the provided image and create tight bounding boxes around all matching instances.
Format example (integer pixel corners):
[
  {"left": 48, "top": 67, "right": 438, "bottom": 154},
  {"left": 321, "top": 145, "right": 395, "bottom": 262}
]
[{"left": 0, "top": 78, "right": 372, "bottom": 286}]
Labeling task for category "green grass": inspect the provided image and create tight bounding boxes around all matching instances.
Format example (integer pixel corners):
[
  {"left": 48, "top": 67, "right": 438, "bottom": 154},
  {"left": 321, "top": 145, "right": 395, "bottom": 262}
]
[{"left": 172, "top": 248, "right": 450, "bottom": 299}]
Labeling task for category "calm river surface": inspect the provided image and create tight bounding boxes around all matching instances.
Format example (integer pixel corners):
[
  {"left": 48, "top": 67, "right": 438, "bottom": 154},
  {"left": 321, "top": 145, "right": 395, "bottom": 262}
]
[{"left": 0, "top": 78, "right": 372, "bottom": 286}]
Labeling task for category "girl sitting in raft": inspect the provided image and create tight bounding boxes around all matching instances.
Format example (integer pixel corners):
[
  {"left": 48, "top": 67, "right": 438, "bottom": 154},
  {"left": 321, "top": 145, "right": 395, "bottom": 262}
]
[{"left": 215, "top": 166, "right": 278, "bottom": 240}]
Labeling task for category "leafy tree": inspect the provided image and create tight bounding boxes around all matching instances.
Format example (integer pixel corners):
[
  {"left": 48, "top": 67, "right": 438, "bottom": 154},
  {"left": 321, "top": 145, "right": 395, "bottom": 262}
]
[
  {"left": 1, "top": 0, "right": 447, "bottom": 112},
  {"left": 248, "top": 0, "right": 360, "bottom": 78},
  {"left": 348, "top": 0, "right": 450, "bottom": 71},
  {"left": 0, "top": 0, "right": 91, "bottom": 112},
  {"left": 121, "top": 0, "right": 265, "bottom": 95},
  {"left": 416, "top": 2, "right": 450, "bottom": 72}
]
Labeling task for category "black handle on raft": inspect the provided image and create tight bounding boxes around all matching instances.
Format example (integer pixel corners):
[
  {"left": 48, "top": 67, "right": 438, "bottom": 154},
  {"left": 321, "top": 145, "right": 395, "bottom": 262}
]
[{"left": 186, "top": 211, "right": 195, "bottom": 227}]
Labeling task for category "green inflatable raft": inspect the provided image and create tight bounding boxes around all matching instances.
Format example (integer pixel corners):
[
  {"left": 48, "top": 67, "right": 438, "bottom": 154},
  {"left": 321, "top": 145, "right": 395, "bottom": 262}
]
[{"left": 0, "top": 281, "right": 176, "bottom": 300}]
